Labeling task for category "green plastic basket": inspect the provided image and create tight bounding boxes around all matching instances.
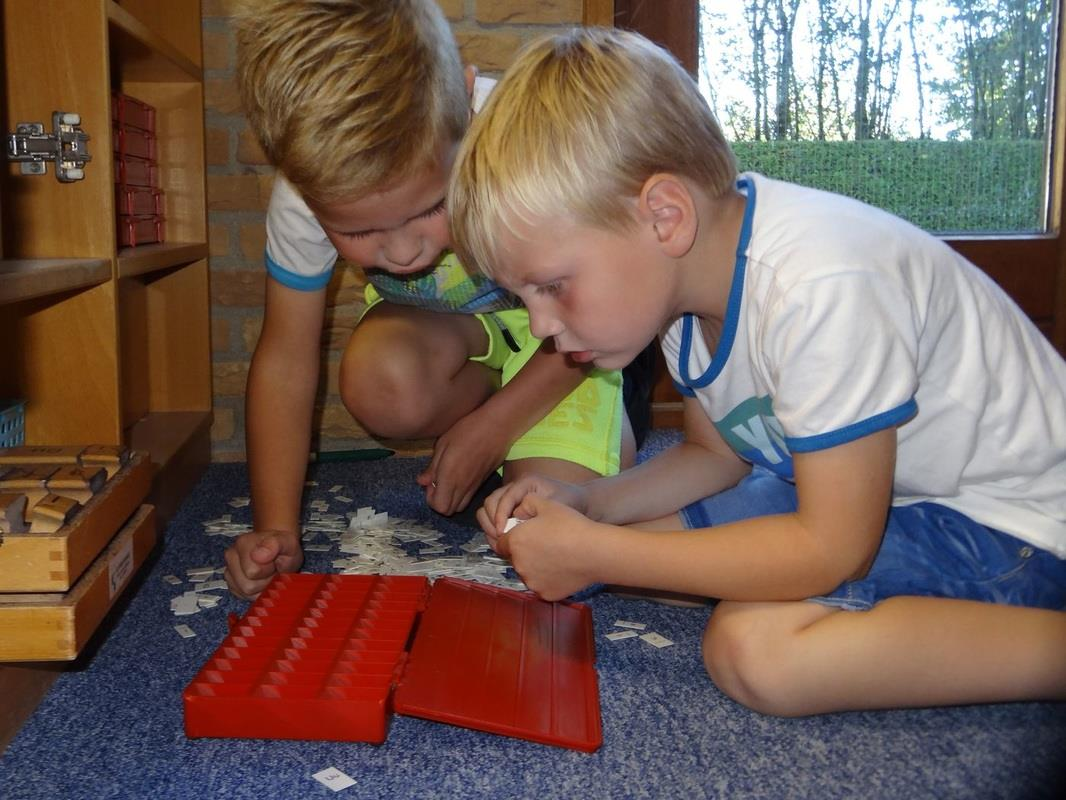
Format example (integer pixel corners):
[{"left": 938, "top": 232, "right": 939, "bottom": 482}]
[{"left": 0, "top": 400, "right": 26, "bottom": 448}]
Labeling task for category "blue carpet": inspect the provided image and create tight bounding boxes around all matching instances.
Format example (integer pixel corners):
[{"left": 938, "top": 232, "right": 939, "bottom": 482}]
[{"left": 1, "top": 431, "right": 1063, "bottom": 800}]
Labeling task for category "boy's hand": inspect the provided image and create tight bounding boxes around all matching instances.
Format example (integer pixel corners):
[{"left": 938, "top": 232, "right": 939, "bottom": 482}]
[
  {"left": 417, "top": 409, "right": 509, "bottom": 515},
  {"left": 479, "top": 493, "right": 599, "bottom": 601},
  {"left": 476, "top": 475, "right": 587, "bottom": 552},
  {"left": 224, "top": 530, "right": 304, "bottom": 600}
]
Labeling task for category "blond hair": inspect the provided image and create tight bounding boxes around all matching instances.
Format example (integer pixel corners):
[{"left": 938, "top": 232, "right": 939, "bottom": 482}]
[
  {"left": 235, "top": 0, "right": 468, "bottom": 204},
  {"left": 449, "top": 27, "right": 737, "bottom": 277}
]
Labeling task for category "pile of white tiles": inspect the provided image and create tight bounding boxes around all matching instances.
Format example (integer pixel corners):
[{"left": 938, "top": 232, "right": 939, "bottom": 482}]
[{"left": 200, "top": 486, "right": 524, "bottom": 591}]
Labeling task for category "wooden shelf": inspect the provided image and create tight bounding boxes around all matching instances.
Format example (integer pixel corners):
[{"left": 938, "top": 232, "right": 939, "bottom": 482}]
[
  {"left": 0, "top": 0, "right": 209, "bottom": 749},
  {"left": 116, "top": 241, "right": 208, "bottom": 279},
  {"left": 0, "top": 259, "right": 111, "bottom": 305},
  {"left": 128, "top": 410, "right": 210, "bottom": 471},
  {"left": 128, "top": 410, "right": 212, "bottom": 525},
  {"left": 107, "top": 1, "right": 201, "bottom": 82}
]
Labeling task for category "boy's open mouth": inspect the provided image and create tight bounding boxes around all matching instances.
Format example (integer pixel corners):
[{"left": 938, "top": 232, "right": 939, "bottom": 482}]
[{"left": 365, "top": 264, "right": 438, "bottom": 280}]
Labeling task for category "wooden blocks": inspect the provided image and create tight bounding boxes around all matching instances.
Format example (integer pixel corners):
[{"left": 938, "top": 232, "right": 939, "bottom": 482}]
[
  {"left": 0, "top": 494, "right": 28, "bottom": 534},
  {"left": 0, "top": 445, "right": 130, "bottom": 532},
  {"left": 0, "top": 448, "right": 152, "bottom": 592}
]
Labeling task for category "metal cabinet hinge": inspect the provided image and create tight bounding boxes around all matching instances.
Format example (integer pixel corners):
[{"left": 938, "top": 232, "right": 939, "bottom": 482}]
[{"left": 6, "top": 111, "right": 92, "bottom": 182}]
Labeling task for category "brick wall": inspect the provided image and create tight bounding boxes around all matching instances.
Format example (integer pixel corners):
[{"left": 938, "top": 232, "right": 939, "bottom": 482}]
[{"left": 202, "top": 0, "right": 584, "bottom": 462}]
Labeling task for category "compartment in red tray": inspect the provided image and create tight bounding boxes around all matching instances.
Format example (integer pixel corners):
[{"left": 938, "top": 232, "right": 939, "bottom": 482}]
[
  {"left": 187, "top": 682, "right": 252, "bottom": 699},
  {"left": 117, "top": 214, "right": 165, "bottom": 247},
  {"left": 260, "top": 670, "right": 328, "bottom": 688},
  {"left": 183, "top": 573, "right": 601, "bottom": 751},
  {"left": 274, "top": 651, "right": 337, "bottom": 671},
  {"left": 323, "top": 673, "right": 392, "bottom": 690}
]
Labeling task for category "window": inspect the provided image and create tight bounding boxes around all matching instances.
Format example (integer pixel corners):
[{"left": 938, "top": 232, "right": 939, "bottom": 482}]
[{"left": 697, "top": 1, "right": 1058, "bottom": 236}]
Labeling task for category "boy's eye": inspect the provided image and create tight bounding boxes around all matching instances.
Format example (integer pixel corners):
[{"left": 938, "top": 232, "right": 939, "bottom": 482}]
[
  {"left": 340, "top": 199, "right": 444, "bottom": 240},
  {"left": 537, "top": 281, "right": 563, "bottom": 296},
  {"left": 417, "top": 199, "right": 446, "bottom": 219}
]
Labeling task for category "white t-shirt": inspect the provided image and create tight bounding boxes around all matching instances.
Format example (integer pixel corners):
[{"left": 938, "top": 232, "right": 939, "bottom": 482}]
[
  {"left": 263, "top": 75, "right": 499, "bottom": 309},
  {"left": 662, "top": 172, "right": 1066, "bottom": 557}
]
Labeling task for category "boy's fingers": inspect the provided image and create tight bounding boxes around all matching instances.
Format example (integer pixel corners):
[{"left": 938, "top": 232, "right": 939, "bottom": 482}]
[
  {"left": 224, "top": 546, "right": 270, "bottom": 599},
  {"left": 455, "top": 486, "right": 476, "bottom": 515},
  {"left": 224, "top": 531, "right": 302, "bottom": 600},
  {"left": 249, "top": 539, "right": 280, "bottom": 566},
  {"left": 479, "top": 507, "right": 512, "bottom": 557},
  {"left": 247, "top": 532, "right": 300, "bottom": 574},
  {"left": 270, "top": 532, "right": 304, "bottom": 572},
  {"left": 491, "top": 487, "right": 525, "bottom": 531}
]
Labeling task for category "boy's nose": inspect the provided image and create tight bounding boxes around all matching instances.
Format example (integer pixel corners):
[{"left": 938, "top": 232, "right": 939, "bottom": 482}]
[
  {"left": 382, "top": 233, "right": 421, "bottom": 267},
  {"left": 528, "top": 311, "right": 563, "bottom": 340}
]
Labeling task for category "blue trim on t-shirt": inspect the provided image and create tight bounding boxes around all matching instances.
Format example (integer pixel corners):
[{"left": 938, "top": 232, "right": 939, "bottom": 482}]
[
  {"left": 671, "top": 379, "right": 697, "bottom": 398},
  {"left": 678, "top": 176, "right": 757, "bottom": 389},
  {"left": 785, "top": 398, "right": 918, "bottom": 453},
  {"left": 265, "top": 251, "right": 333, "bottom": 291}
]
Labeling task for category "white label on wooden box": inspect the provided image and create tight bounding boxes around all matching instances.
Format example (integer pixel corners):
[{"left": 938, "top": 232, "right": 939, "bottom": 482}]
[{"left": 108, "top": 538, "right": 134, "bottom": 599}]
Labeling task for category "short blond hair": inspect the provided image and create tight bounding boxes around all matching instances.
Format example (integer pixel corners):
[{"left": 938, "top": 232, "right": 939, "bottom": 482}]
[
  {"left": 449, "top": 27, "right": 737, "bottom": 277},
  {"left": 236, "top": 0, "right": 468, "bottom": 205}
]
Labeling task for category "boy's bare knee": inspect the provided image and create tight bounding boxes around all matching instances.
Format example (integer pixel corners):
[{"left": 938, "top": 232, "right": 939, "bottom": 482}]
[
  {"left": 702, "top": 602, "right": 808, "bottom": 717},
  {"left": 339, "top": 347, "right": 434, "bottom": 438}
]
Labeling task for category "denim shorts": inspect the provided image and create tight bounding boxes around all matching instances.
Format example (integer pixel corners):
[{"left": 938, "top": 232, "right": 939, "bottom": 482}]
[{"left": 680, "top": 467, "right": 1066, "bottom": 612}]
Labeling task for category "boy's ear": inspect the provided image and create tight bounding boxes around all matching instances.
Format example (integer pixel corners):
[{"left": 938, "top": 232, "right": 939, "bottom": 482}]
[
  {"left": 464, "top": 65, "right": 479, "bottom": 100},
  {"left": 639, "top": 174, "right": 697, "bottom": 258}
]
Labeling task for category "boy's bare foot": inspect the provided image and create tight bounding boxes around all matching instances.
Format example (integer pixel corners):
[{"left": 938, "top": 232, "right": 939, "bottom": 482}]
[{"left": 605, "top": 584, "right": 711, "bottom": 608}]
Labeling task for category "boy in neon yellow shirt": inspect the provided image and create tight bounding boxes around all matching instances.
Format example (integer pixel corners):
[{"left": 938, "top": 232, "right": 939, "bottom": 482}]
[{"left": 223, "top": 1, "right": 641, "bottom": 599}]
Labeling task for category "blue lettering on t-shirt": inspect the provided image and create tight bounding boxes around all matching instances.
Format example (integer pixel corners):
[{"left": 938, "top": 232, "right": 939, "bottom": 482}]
[{"left": 715, "top": 395, "right": 794, "bottom": 479}]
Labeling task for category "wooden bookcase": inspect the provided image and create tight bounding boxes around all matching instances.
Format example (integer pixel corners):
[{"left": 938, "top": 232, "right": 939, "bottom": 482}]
[
  {"left": 0, "top": 0, "right": 210, "bottom": 751},
  {"left": 0, "top": 0, "right": 212, "bottom": 520}
]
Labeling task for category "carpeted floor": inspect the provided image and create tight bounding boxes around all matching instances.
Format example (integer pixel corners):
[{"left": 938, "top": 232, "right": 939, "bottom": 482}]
[{"left": 1, "top": 431, "right": 1063, "bottom": 800}]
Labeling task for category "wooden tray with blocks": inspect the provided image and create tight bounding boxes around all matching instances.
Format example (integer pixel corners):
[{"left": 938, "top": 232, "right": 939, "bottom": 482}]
[
  {"left": 0, "top": 504, "right": 157, "bottom": 661},
  {"left": 0, "top": 446, "right": 152, "bottom": 592}
]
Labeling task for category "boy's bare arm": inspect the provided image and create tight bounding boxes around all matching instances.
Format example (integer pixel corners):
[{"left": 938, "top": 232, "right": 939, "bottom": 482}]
[
  {"left": 584, "top": 395, "right": 752, "bottom": 524},
  {"left": 421, "top": 340, "right": 588, "bottom": 510},
  {"left": 498, "top": 427, "right": 896, "bottom": 602},
  {"left": 482, "top": 395, "right": 749, "bottom": 532},
  {"left": 225, "top": 279, "right": 326, "bottom": 598},
  {"left": 587, "top": 428, "right": 895, "bottom": 600}
]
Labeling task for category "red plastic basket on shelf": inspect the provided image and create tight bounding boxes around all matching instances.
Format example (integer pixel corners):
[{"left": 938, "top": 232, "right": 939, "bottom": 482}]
[
  {"left": 113, "top": 125, "right": 157, "bottom": 161},
  {"left": 117, "top": 215, "right": 165, "bottom": 247},
  {"left": 115, "top": 155, "right": 158, "bottom": 188},
  {"left": 115, "top": 185, "right": 165, "bottom": 217},
  {"left": 111, "top": 92, "right": 156, "bottom": 133},
  {"left": 183, "top": 573, "right": 603, "bottom": 752}
]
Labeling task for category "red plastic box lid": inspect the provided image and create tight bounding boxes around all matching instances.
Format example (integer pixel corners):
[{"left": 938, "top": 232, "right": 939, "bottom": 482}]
[
  {"left": 393, "top": 576, "right": 602, "bottom": 752},
  {"left": 183, "top": 574, "right": 602, "bottom": 752}
]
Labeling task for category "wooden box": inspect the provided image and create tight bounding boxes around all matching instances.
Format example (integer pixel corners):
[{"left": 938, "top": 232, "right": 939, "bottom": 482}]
[
  {"left": 0, "top": 451, "right": 152, "bottom": 592},
  {"left": 0, "top": 504, "right": 156, "bottom": 661}
]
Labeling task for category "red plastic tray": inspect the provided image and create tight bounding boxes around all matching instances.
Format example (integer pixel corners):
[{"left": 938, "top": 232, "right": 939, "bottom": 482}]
[
  {"left": 116, "top": 184, "right": 165, "bottom": 216},
  {"left": 115, "top": 154, "right": 158, "bottom": 188},
  {"left": 111, "top": 92, "right": 156, "bottom": 133},
  {"left": 117, "top": 214, "right": 165, "bottom": 247},
  {"left": 113, "top": 124, "right": 157, "bottom": 161},
  {"left": 183, "top": 574, "right": 602, "bottom": 752}
]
